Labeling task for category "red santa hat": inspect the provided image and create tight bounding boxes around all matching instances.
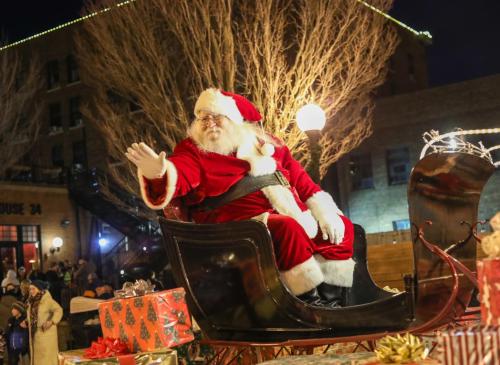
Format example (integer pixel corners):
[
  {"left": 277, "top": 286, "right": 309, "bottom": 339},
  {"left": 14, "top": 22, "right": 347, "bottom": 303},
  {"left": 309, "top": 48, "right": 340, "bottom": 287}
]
[{"left": 194, "top": 88, "right": 262, "bottom": 124}]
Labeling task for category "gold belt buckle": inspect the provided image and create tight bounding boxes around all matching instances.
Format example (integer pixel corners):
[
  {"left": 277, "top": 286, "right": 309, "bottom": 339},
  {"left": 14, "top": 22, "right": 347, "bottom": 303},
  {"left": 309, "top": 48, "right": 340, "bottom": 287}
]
[{"left": 274, "top": 170, "right": 290, "bottom": 188}]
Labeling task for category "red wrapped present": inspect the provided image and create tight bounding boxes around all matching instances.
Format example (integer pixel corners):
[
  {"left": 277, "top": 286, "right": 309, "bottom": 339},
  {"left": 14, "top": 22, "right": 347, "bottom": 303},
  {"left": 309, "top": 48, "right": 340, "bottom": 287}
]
[
  {"left": 437, "top": 325, "right": 500, "bottom": 365},
  {"left": 58, "top": 348, "right": 177, "bottom": 365},
  {"left": 98, "top": 287, "right": 194, "bottom": 352},
  {"left": 478, "top": 258, "right": 500, "bottom": 326}
]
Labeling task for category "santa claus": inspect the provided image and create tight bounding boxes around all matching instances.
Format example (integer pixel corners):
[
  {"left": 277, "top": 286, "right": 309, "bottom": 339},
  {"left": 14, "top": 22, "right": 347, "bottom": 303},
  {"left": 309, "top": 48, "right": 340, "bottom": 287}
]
[{"left": 125, "top": 88, "right": 355, "bottom": 308}]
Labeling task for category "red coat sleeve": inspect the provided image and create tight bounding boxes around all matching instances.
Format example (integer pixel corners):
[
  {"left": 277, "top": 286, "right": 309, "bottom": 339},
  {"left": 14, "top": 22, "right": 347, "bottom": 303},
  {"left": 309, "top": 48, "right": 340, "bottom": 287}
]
[{"left": 278, "top": 145, "right": 321, "bottom": 202}]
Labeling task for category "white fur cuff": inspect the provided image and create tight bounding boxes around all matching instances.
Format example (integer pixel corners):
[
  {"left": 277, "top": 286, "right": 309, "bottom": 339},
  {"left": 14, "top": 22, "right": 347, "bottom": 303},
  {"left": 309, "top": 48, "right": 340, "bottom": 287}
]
[
  {"left": 306, "top": 191, "right": 343, "bottom": 218},
  {"left": 314, "top": 255, "right": 355, "bottom": 287},
  {"left": 138, "top": 159, "right": 177, "bottom": 210},
  {"left": 296, "top": 210, "right": 319, "bottom": 239},
  {"left": 280, "top": 256, "right": 324, "bottom": 295}
]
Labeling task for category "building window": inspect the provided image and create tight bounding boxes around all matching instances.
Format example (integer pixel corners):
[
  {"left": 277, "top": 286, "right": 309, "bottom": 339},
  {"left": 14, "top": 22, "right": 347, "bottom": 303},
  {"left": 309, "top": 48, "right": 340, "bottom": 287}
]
[
  {"left": 69, "top": 97, "right": 83, "bottom": 127},
  {"left": 66, "top": 55, "right": 79, "bottom": 83},
  {"left": 386, "top": 147, "right": 410, "bottom": 185},
  {"left": 22, "top": 226, "right": 38, "bottom": 242},
  {"left": 393, "top": 219, "right": 410, "bottom": 231},
  {"left": 0, "top": 225, "right": 41, "bottom": 272},
  {"left": 48, "top": 103, "right": 62, "bottom": 132},
  {"left": 0, "top": 225, "right": 18, "bottom": 241},
  {"left": 51, "top": 144, "right": 64, "bottom": 167},
  {"left": 46, "top": 60, "right": 60, "bottom": 89},
  {"left": 349, "top": 153, "right": 374, "bottom": 190},
  {"left": 72, "top": 140, "right": 86, "bottom": 166}
]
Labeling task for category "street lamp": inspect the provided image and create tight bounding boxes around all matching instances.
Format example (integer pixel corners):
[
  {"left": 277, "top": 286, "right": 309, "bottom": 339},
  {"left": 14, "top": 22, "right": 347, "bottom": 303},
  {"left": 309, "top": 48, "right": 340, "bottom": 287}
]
[
  {"left": 296, "top": 103, "right": 326, "bottom": 184},
  {"left": 50, "top": 236, "right": 64, "bottom": 254}
]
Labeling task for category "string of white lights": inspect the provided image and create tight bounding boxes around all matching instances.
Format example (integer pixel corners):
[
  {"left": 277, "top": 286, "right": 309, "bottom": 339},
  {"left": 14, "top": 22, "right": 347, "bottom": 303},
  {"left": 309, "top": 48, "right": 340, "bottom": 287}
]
[
  {"left": 0, "top": 0, "right": 135, "bottom": 52},
  {"left": 1, "top": 0, "right": 431, "bottom": 53},
  {"left": 356, "top": 0, "right": 432, "bottom": 42},
  {"left": 420, "top": 128, "right": 500, "bottom": 165}
]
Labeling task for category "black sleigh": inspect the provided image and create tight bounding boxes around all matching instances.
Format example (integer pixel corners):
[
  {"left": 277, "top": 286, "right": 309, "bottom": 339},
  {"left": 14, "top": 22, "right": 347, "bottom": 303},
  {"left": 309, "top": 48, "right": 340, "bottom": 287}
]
[{"left": 158, "top": 150, "right": 494, "bottom": 342}]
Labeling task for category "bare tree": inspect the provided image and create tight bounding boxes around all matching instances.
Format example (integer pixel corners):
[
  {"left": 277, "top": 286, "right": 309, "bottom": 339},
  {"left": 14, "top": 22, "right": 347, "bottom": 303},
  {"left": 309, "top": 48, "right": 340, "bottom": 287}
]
[
  {"left": 76, "top": 0, "right": 397, "bottom": 197},
  {"left": 0, "top": 45, "right": 42, "bottom": 178}
]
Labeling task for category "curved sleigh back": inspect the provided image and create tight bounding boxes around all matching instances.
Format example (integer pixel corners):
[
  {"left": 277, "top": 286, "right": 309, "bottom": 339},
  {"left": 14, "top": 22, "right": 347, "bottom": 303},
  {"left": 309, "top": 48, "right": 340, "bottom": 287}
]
[
  {"left": 408, "top": 152, "right": 495, "bottom": 330},
  {"left": 159, "top": 218, "right": 413, "bottom": 341}
]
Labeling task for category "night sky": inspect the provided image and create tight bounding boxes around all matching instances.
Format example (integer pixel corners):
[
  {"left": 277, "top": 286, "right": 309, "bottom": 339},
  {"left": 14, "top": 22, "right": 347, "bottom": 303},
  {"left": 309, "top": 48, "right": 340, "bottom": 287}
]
[{"left": 1, "top": 0, "right": 500, "bottom": 87}]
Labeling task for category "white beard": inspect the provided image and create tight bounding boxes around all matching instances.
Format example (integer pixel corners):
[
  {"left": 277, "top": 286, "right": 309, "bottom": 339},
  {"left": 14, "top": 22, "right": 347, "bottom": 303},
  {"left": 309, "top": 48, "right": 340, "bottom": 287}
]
[{"left": 188, "top": 119, "right": 254, "bottom": 155}]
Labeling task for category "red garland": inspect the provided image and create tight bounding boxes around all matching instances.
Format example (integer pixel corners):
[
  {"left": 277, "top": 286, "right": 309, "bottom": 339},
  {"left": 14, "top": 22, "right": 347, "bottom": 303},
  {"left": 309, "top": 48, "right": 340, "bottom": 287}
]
[{"left": 84, "top": 337, "right": 130, "bottom": 359}]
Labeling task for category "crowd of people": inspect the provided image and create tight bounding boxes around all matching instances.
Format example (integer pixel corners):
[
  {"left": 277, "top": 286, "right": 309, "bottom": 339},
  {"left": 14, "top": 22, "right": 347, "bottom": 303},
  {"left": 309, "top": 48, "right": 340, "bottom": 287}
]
[{"left": 0, "top": 258, "right": 114, "bottom": 365}]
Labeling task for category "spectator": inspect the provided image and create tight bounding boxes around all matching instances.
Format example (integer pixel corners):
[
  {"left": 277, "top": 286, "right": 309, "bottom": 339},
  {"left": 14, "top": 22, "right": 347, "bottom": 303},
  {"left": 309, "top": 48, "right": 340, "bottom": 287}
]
[
  {"left": 0, "top": 329, "right": 6, "bottom": 364},
  {"left": 19, "top": 281, "right": 31, "bottom": 304},
  {"left": 0, "top": 283, "right": 19, "bottom": 363},
  {"left": 2, "top": 258, "right": 14, "bottom": 276},
  {"left": 74, "top": 258, "right": 95, "bottom": 295},
  {"left": 27, "top": 280, "right": 62, "bottom": 365},
  {"left": 2, "top": 270, "right": 20, "bottom": 294},
  {"left": 16, "top": 267, "right": 27, "bottom": 283},
  {"left": 27, "top": 263, "right": 45, "bottom": 282},
  {"left": 4, "top": 284, "right": 19, "bottom": 302},
  {"left": 45, "top": 263, "right": 62, "bottom": 305},
  {"left": 0, "top": 298, "right": 11, "bottom": 332},
  {"left": 6, "top": 301, "right": 29, "bottom": 365},
  {"left": 85, "top": 273, "right": 102, "bottom": 293}
]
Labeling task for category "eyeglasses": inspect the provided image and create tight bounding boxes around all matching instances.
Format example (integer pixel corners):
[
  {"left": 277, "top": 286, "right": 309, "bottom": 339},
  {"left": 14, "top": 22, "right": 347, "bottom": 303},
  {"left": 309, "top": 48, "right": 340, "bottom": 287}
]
[{"left": 197, "top": 114, "right": 225, "bottom": 126}]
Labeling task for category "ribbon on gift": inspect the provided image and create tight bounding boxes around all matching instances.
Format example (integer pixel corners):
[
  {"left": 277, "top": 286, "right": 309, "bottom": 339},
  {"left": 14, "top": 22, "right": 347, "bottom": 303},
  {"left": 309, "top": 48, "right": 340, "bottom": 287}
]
[
  {"left": 114, "top": 280, "right": 156, "bottom": 298},
  {"left": 481, "top": 231, "right": 500, "bottom": 258},
  {"left": 84, "top": 337, "right": 130, "bottom": 359},
  {"left": 375, "top": 333, "right": 428, "bottom": 363}
]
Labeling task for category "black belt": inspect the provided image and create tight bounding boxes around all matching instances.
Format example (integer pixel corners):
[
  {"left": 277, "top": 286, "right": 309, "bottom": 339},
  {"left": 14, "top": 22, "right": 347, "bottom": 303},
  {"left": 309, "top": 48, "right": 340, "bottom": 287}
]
[{"left": 196, "top": 171, "right": 290, "bottom": 211}]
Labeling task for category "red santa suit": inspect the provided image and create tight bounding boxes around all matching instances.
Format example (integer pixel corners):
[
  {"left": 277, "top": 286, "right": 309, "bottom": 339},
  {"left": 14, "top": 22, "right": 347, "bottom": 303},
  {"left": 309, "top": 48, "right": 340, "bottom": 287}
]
[{"left": 137, "top": 89, "right": 355, "bottom": 296}]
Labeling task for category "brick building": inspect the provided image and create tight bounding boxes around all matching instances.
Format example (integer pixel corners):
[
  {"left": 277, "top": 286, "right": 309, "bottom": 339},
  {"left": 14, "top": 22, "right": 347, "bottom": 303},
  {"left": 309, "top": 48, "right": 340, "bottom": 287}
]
[{"left": 333, "top": 74, "right": 500, "bottom": 237}]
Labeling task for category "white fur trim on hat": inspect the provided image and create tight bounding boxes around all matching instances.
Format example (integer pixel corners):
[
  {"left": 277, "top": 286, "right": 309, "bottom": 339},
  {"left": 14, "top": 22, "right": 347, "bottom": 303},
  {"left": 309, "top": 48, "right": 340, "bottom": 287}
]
[
  {"left": 138, "top": 159, "right": 177, "bottom": 210},
  {"left": 194, "top": 88, "right": 243, "bottom": 124},
  {"left": 314, "top": 255, "right": 355, "bottom": 287},
  {"left": 280, "top": 256, "right": 324, "bottom": 295}
]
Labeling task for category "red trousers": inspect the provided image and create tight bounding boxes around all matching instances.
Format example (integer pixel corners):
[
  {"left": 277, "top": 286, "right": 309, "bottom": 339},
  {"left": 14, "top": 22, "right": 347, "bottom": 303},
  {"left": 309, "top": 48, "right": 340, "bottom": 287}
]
[{"left": 267, "top": 213, "right": 354, "bottom": 271}]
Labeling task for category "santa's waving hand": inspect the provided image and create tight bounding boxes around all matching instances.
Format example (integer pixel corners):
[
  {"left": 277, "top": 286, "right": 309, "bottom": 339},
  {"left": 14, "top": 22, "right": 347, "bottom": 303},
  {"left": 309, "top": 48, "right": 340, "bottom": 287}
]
[{"left": 125, "top": 142, "right": 167, "bottom": 179}]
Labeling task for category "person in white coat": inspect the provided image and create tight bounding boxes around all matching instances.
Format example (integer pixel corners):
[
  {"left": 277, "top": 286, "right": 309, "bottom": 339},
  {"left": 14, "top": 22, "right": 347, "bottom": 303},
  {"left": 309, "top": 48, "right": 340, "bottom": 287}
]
[{"left": 27, "top": 280, "right": 62, "bottom": 365}]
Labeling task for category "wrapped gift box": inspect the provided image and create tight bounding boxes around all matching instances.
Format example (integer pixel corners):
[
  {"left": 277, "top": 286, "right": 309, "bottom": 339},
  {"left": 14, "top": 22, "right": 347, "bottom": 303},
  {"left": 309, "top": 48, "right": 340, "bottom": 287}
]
[
  {"left": 477, "top": 258, "right": 500, "bottom": 326},
  {"left": 257, "top": 351, "right": 438, "bottom": 364},
  {"left": 98, "top": 288, "right": 193, "bottom": 352},
  {"left": 58, "top": 348, "right": 177, "bottom": 365},
  {"left": 437, "top": 325, "right": 500, "bottom": 365}
]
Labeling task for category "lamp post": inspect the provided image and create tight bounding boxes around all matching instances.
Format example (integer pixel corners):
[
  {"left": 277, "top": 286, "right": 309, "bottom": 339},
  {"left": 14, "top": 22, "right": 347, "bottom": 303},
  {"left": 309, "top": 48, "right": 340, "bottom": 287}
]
[{"left": 297, "top": 103, "right": 326, "bottom": 184}]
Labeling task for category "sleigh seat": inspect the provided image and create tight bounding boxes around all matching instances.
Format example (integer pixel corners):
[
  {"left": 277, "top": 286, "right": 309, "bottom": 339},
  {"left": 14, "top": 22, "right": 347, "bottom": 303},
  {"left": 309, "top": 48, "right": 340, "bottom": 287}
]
[{"left": 159, "top": 214, "right": 414, "bottom": 342}]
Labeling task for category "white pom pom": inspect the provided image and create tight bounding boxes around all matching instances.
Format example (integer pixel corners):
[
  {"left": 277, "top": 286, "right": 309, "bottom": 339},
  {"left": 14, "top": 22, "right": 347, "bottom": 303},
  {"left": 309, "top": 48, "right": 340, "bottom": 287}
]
[{"left": 260, "top": 143, "right": 275, "bottom": 156}]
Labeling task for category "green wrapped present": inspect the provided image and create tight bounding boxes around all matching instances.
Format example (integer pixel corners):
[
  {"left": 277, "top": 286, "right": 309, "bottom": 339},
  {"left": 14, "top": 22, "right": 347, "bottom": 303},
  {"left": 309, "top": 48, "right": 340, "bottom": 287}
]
[{"left": 58, "top": 348, "right": 177, "bottom": 365}]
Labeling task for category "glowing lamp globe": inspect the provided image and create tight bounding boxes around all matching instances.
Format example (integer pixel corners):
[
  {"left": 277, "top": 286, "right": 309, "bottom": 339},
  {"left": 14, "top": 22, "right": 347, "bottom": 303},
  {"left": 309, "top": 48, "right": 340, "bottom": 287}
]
[
  {"left": 296, "top": 103, "right": 326, "bottom": 132},
  {"left": 52, "top": 237, "right": 64, "bottom": 248}
]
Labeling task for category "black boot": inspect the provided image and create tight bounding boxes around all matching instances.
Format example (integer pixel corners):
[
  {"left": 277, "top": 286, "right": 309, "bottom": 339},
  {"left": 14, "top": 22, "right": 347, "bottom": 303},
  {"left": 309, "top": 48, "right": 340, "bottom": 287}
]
[
  {"left": 296, "top": 287, "right": 324, "bottom": 307},
  {"left": 317, "top": 282, "right": 346, "bottom": 308}
]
